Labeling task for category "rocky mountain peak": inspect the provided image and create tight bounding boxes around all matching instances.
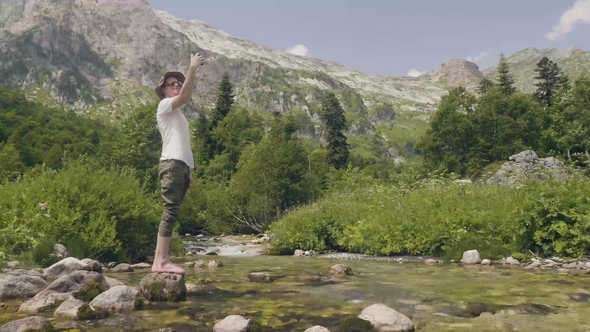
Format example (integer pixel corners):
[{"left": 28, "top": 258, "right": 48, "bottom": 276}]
[{"left": 422, "top": 58, "right": 483, "bottom": 91}]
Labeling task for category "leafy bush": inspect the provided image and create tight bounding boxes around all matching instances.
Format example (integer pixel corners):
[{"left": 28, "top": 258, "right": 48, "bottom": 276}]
[
  {"left": 269, "top": 168, "right": 590, "bottom": 259},
  {"left": 30, "top": 238, "right": 60, "bottom": 268},
  {"left": 0, "top": 158, "right": 160, "bottom": 262}
]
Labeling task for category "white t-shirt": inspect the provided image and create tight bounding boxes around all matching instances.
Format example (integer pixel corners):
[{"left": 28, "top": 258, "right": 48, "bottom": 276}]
[{"left": 156, "top": 98, "right": 194, "bottom": 169}]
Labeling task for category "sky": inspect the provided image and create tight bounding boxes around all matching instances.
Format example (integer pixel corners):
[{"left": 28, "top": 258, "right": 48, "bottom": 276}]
[{"left": 149, "top": 0, "right": 590, "bottom": 77}]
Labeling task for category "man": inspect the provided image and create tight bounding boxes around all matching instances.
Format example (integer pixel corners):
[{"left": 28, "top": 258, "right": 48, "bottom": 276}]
[{"left": 152, "top": 52, "right": 205, "bottom": 275}]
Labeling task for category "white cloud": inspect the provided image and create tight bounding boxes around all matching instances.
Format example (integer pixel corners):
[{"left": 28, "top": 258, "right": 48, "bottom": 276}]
[
  {"left": 467, "top": 50, "right": 491, "bottom": 64},
  {"left": 407, "top": 68, "right": 425, "bottom": 77},
  {"left": 546, "top": 0, "right": 590, "bottom": 41},
  {"left": 286, "top": 44, "right": 309, "bottom": 56}
]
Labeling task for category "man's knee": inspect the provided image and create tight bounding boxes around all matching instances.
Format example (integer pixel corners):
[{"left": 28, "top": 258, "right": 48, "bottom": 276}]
[{"left": 159, "top": 203, "right": 180, "bottom": 237}]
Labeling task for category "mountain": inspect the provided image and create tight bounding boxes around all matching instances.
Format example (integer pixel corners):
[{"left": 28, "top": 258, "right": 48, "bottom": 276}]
[
  {"left": 481, "top": 47, "right": 590, "bottom": 93},
  {"left": 1, "top": 0, "right": 590, "bottom": 157},
  {"left": 0, "top": 0, "right": 447, "bottom": 117},
  {"left": 421, "top": 58, "right": 484, "bottom": 92}
]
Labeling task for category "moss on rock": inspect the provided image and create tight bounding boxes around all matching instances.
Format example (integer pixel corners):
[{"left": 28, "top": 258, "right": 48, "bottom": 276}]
[
  {"left": 138, "top": 273, "right": 187, "bottom": 302},
  {"left": 73, "top": 280, "right": 105, "bottom": 302},
  {"left": 336, "top": 317, "right": 375, "bottom": 332},
  {"left": 75, "top": 303, "right": 109, "bottom": 320}
]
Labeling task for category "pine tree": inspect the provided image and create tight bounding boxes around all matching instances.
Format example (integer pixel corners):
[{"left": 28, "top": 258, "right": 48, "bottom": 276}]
[
  {"left": 477, "top": 78, "right": 495, "bottom": 95},
  {"left": 320, "top": 92, "right": 349, "bottom": 169},
  {"left": 534, "top": 56, "right": 564, "bottom": 108},
  {"left": 496, "top": 53, "right": 515, "bottom": 95},
  {"left": 192, "top": 111, "right": 214, "bottom": 166},
  {"left": 211, "top": 72, "right": 234, "bottom": 128}
]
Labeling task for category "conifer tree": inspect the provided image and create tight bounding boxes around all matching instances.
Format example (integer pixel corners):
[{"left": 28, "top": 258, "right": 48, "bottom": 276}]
[
  {"left": 211, "top": 72, "right": 234, "bottom": 128},
  {"left": 477, "top": 78, "right": 495, "bottom": 95},
  {"left": 496, "top": 53, "right": 515, "bottom": 95},
  {"left": 320, "top": 92, "right": 349, "bottom": 169},
  {"left": 534, "top": 56, "right": 564, "bottom": 108}
]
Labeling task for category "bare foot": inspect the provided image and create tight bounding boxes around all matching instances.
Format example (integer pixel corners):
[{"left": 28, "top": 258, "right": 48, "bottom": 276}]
[{"left": 151, "top": 259, "right": 186, "bottom": 275}]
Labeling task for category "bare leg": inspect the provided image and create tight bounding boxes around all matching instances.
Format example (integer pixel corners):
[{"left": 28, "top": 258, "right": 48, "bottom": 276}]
[{"left": 151, "top": 235, "right": 185, "bottom": 275}]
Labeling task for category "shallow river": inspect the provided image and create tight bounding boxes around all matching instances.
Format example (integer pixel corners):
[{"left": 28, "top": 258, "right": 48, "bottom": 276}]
[{"left": 2, "top": 241, "right": 590, "bottom": 331}]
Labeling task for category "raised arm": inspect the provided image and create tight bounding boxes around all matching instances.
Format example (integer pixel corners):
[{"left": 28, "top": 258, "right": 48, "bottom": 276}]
[{"left": 172, "top": 53, "right": 205, "bottom": 110}]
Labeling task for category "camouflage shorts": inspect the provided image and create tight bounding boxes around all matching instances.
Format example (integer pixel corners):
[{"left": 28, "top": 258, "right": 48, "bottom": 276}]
[{"left": 158, "top": 159, "right": 191, "bottom": 237}]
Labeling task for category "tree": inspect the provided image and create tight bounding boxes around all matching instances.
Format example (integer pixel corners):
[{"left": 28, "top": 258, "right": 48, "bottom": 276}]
[
  {"left": 229, "top": 113, "right": 313, "bottom": 231},
  {"left": 320, "top": 92, "right": 349, "bottom": 169},
  {"left": 211, "top": 72, "right": 235, "bottom": 129},
  {"left": 415, "top": 87, "right": 477, "bottom": 175},
  {"left": 534, "top": 56, "right": 564, "bottom": 108},
  {"left": 0, "top": 143, "right": 24, "bottom": 182},
  {"left": 496, "top": 53, "right": 515, "bottom": 96},
  {"left": 192, "top": 111, "right": 214, "bottom": 169},
  {"left": 111, "top": 102, "right": 162, "bottom": 191},
  {"left": 477, "top": 78, "right": 495, "bottom": 95}
]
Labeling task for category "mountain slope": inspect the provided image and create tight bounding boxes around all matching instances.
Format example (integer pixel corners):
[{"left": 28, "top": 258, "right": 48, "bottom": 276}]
[
  {"left": 0, "top": 0, "right": 447, "bottom": 116},
  {"left": 482, "top": 47, "right": 590, "bottom": 93}
]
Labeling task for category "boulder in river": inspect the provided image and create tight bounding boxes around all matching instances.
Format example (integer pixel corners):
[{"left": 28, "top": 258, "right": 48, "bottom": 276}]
[
  {"left": 213, "top": 315, "right": 251, "bottom": 332},
  {"left": 0, "top": 316, "right": 55, "bottom": 332},
  {"left": 331, "top": 264, "right": 353, "bottom": 277},
  {"left": 461, "top": 250, "right": 481, "bottom": 265},
  {"left": 358, "top": 303, "right": 414, "bottom": 332},
  {"left": 0, "top": 274, "right": 47, "bottom": 299},
  {"left": 43, "top": 257, "right": 90, "bottom": 279},
  {"left": 138, "top": 273, "right": 186, "bottom": 302},
  {"left": 90, "top": 285, "right": 142, "bottom": 312}
]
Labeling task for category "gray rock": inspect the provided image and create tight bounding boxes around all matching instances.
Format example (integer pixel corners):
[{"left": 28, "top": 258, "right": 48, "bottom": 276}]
[
  {"left": 18, "top": 292, "right": 73, "bottom": 313},
  {"left": 18, "top": 270, "right": 108, "bottom": 313},
  {"left": 105, "top": 276, "right": 125, "bottom": 288},
  {"left": 0, "top": 274, "right": 48, "bottom": 299},
  {"left": 81, "top": 258, "right": 102, "bottom": 272},
  {"left": 525, "top": 260, "right": 541, "bottom": 269},
  {"left": 481, "top": 259, "right": 491, "bottom": 265},
  {"left": 2, "top": 268, "right": 44, "bottom": 278},
  {"left": 53, "top": 243, "right": 69, "bottom": 258},
  {"left": 294, "top": 250, "right": 304, "bottom": 257},
  {"left": 0, "top": 316, "right": 54, "bottom": 332},
  {"left": 358, "top": 303, "right": 414, "bottom": 332},
  {"left": 43, "top": 257, "right": 90, "bottom": 280},
  {"left": 248, "top": 272, "right": 273, "bottom": 283},
  {"left": 112, "top": 263, "right": 133, "bottom": 273},
  {"left": 461, "top": 250, "right": 481, "bottom": 265},
  {"left": 138, "top": 273, "right": 186, "bottom": 302},
  {"left": 213, "top": 315, "right": 251, "bottom": 332},
  {"left": 90, "top": 285, "right": 139, "bottom": 312},
  {"left": 331, "top": 264, "right": 352, "bottom": 277},
  {"left": 488, "top": 150, "right": 568, "bottom": 185},
  {"left": 39, "top": 270, "right": 109, "bottom": 296},
  {"left": 207, "top": 260, "right": 223, "bottom": 268},
  {"left": 186, "top": 283, "right": 208, "bottom": 295},
  {"left": 503, "top": 257, "right": 520, "bottom": 266},
  {"left": 6, "top": 261, "right": 19, "bottom": 269},
  {"left": 305, "top": 326, "right": 330, "bottom": 332},
  {"left": 54, "top": 296, "right": 85, "bottom": 318},
  {"left": 131, "top": 262, "right": 151, "bottom": 269},
  {"left": 563, "top": 262, "right": 578, "bottom": 269}
]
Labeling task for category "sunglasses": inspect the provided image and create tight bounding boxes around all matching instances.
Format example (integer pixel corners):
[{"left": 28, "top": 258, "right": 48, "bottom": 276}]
[{"left": 165, "top": 81, "right": 183, "bottom": 88}]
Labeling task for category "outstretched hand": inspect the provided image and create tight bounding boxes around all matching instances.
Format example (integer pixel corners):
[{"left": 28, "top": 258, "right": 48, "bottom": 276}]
[{"left": 190, "top": 52, "right": 205, "bottom": 68}]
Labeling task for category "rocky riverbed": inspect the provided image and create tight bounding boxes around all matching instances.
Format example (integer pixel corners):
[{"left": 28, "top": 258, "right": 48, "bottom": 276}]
[{"left": 1, "top": 235, "right": 590, "bottom": 331}]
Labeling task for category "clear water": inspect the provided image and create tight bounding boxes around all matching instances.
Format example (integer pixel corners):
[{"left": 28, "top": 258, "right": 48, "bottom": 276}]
[{"left": 2, "top": 247, "right": 590, "bottom": 331}]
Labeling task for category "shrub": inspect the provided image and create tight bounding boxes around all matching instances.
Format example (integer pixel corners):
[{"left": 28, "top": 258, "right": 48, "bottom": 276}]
[
  {"left": 30, "top": 238, "right": 60, "bottom": 268},
  {"left": 269, "top": 168, "right": 590, "bottom": 259},
  {"left": 0, "top": 158, "right": 160, "bottom": 262}
]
